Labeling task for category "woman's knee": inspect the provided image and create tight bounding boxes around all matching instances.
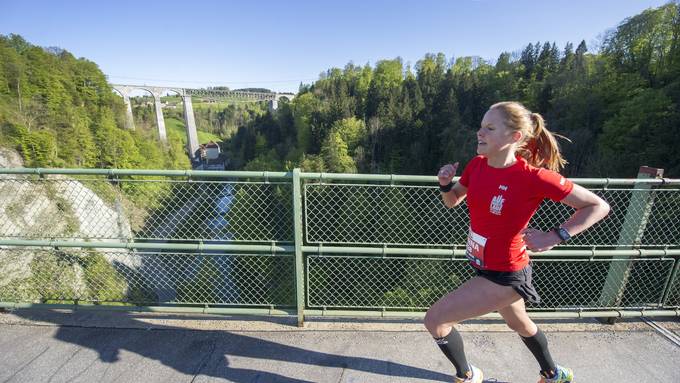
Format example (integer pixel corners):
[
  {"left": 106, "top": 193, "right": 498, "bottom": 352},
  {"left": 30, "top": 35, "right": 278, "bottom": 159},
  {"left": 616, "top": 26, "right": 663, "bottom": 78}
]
[
  {"left": 505, "top": 319, "right": 537, "bottom": 337},
  {"left": 424, "top": 307, "right": 456, "bottom": 336},
  {"left": 423, "top": 309, "right": 437, "bottom": 332}
]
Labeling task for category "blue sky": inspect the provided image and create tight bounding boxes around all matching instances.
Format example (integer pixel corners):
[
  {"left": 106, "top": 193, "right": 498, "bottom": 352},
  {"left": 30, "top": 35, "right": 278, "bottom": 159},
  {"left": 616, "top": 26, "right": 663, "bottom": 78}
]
[{"left": 1, "top": 0, "right": 670, "bottom": 93}]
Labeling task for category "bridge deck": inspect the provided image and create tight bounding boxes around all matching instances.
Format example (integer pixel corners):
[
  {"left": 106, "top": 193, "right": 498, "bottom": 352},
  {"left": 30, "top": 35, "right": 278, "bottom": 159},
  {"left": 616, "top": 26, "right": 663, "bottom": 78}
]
[{"left": 1, "top": 309, "right": 678, "bottom": 382}]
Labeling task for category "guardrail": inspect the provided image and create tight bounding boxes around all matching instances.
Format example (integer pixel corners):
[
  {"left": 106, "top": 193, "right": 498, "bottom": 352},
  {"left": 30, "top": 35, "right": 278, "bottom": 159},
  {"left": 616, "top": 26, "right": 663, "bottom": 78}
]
[{"left": 1, "top": 167, "right": 678, "bottom": 326}]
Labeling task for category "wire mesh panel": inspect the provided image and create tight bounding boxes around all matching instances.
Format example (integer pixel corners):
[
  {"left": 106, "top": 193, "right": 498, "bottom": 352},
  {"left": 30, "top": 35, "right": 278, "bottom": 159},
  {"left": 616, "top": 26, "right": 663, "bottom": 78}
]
[
  {"left": 306, "top": 255, "right": 675, "bottom": 310},
  {"left": 530, "top": 258, "right": 674, "bottom": 309},
  {"left": 641, "top": 188, "right": 680, "bottom": 247},
  {"left": 0, "top": 248, "right": 295, "bottom": 307},
  {"left": 133, "top": 181, "right": 293, "bottom": 242},
  {"left": 305, "top": 183, "right": 470, "bottom": 246},
  {"left": 307, "top": 255, "right": 475, "bottom": 309},
  {"left": 0, "top": 175, "right": 293, "bottom": 243}
]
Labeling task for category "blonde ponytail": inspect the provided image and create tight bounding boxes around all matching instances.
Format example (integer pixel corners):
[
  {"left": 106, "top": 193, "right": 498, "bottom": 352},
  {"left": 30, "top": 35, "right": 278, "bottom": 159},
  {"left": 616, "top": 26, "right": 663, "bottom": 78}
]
[{"left": 525, "top": 113, "right": 569, "bottom": 171}]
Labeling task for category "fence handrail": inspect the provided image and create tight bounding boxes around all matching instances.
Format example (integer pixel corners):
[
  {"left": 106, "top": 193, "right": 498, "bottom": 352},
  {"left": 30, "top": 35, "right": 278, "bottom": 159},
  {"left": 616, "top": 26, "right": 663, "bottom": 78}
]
[
  {"left": 2, "top": 239, "right": 679, "bottom": 258},
  {"left": 0, "top": 239, "right": 294, "bottom": 253},
  {"left": 0, "top": 167, "right": 293, "bottom": 179},
  {"left": 2, "top": 167, "right": 679, "bottom": 186}
]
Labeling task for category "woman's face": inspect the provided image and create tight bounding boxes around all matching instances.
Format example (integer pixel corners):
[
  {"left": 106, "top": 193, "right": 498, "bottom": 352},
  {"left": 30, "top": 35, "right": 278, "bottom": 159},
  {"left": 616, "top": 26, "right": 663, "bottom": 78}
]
[{"left": 477, "top": 108, "right": 519, "bottom": 155}]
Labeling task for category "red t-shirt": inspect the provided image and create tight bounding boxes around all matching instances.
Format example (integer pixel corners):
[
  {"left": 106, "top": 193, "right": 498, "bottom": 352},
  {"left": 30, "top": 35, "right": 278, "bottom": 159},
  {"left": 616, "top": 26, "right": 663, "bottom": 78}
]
[{"left": 458, "top": 155, "right": 574, "bottom": 271}]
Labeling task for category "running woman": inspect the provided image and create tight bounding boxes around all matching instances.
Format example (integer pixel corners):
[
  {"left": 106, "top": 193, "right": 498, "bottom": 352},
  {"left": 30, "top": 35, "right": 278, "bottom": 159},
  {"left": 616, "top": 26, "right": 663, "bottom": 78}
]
[{"left": 425, "top": 101, "right": 610, "bottom": 383}]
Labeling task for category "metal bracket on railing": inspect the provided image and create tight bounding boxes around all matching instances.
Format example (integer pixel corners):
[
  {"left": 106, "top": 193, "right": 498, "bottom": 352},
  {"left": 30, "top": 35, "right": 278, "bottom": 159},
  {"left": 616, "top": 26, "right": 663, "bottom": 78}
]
[
  {"left": 182, "top": 170, "right": 194, "bottom": 183},
  {"left": 389, "top": 174, "right": 396, "bottom": 187},
  {"left": 263, "top": 171, "right": 270, "bottom": 184},
  {"left": 382, "top": 244, "right": 388, "bottom": 258},
  {"left": 603, "top": 178, "right": 611, "bottom": 190},
  {"left": 107, "top": 168, "right": 121, "bottom": 186},
  {"left": 197, "top": 240, "right": 204, "bottom": 255},
  {"left": 450, "top": 244, "right": 463, "bottom": 260},
  {"left": 270, "top": 241, "right": 277, "bottom": 254},
  {"left": 318, "top": 243, "right": 323, "bottom": 256}
]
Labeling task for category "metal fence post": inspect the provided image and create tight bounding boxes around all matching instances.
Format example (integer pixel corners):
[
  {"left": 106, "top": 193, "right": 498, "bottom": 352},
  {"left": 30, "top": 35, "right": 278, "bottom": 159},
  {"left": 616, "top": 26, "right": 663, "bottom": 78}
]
[
  {"left": 292, "top": 168, "right": 305, "bottom": 326},
  {"left": 598, "top": 166, "right": 664, "bottom": 308},
  {"left": 662, "top": 260, "right": 680, "bottom": 307}
]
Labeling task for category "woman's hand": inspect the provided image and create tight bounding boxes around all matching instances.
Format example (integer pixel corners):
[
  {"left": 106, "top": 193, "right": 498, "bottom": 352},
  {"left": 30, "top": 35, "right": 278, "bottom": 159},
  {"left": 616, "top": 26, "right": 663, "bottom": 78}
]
[
  {"left": 437, "top": 162, "right": 459, "bottom": 186},
  {"left": 521, "top": 227, "right": 561, "bottom": 252}
]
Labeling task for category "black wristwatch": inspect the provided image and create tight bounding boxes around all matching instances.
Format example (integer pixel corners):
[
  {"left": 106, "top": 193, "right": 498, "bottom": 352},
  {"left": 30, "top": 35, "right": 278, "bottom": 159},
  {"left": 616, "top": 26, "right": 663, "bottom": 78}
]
[{"left": 553, "top": 227, "right": 571, "bottom": 243}]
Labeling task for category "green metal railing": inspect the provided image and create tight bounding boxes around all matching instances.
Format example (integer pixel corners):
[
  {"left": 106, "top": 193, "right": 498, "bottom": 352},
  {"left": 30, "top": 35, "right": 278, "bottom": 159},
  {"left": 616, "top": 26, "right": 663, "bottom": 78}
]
[{"left": 0, "top": 167, "right": 679, "bottom": 325}]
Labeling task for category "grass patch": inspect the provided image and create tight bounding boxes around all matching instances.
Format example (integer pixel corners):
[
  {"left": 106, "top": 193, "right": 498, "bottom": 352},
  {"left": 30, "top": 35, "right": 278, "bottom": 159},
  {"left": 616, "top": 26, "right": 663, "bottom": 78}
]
[{"left": 164, "top": 117, "right": 222, "bottom": 144}]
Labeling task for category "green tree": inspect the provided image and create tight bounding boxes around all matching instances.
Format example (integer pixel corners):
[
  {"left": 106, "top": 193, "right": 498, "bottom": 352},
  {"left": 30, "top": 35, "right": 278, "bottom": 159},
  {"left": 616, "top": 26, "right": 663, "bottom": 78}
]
[{"left": 321, "top": 131, "right": 356, "bottom": 173}]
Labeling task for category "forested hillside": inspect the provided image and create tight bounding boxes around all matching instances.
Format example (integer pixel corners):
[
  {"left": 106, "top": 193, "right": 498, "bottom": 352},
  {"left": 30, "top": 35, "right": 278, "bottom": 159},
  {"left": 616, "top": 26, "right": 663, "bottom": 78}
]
[
  {"left": 0, "top": 34, "right": 193, "bottom": 169},
  {"left": 229, "top": 3, "right": 680, "bottom": 177}
]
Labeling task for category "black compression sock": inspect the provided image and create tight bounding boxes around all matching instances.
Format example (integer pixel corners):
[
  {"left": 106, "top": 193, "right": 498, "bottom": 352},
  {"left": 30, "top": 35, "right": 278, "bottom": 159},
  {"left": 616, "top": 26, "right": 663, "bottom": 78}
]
[
  {"left": 520, "top": 327, "right": 557, "bottom": 377},
  {"left": 434, "top": 328, "right": 471, "bottom": 379}
]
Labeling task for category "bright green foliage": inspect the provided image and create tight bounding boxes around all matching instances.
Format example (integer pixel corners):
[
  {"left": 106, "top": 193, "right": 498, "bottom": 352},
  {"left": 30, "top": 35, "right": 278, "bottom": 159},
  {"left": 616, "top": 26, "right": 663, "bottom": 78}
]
[
  {"left": 331, "top": 117, "right": 366, "bottom": 155},
  {"left": 321, "top": 131, "right": 356, "bottom": 173}
]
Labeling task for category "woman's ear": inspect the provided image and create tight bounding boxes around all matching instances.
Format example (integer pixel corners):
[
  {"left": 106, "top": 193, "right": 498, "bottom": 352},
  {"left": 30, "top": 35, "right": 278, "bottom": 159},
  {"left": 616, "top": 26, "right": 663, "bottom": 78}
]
[{"left": 512, "top": 130, "right": 523, "bottom": 143}]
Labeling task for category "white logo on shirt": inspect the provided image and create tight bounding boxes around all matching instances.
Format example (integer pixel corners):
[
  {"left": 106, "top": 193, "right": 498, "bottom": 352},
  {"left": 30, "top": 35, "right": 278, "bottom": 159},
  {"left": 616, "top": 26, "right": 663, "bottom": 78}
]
[
  {"left": 490, "top": 194, "right": 505, "bottom": 215},
  {"left": 499, "top": 184, "right": 508, "bottom": 191},
  {"left": 559, "top": 177, "right": 566, "bottom": 186}
]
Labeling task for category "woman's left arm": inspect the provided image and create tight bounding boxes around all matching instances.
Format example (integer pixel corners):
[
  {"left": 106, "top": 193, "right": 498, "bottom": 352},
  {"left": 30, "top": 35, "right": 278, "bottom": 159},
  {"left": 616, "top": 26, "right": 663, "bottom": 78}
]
[{"left": 522, "top": 184, "right": 611, "bottom": 252}]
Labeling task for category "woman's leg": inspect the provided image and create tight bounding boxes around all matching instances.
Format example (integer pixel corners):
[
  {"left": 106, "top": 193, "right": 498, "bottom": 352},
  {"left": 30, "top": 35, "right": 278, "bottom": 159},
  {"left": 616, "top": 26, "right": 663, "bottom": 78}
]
[
  {"left": 424, "top": 276, "right": 522, "bottom": 378},
  {"left": 498, "top": 299, "right": 557, "bottom": 377},
  {"left": 424, "top": 276, "right": 523, "bottom": 337},
  {"left": 497, "top": 297, "right": 537, "bottom": 337}
]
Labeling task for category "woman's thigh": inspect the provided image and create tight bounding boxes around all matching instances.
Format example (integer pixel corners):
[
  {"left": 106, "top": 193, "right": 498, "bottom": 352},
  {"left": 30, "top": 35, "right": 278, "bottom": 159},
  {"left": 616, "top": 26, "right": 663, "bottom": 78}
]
[{"left": 426, "top": 276, "right": 523, "bottom": 325}]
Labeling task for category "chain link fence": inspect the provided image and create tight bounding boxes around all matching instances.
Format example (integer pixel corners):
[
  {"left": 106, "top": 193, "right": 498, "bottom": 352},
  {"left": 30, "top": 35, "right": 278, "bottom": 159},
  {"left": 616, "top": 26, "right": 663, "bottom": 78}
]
[
  {"left": 0, "top": 247, "right": 294, "bottom": 307},
  {"left": 0, "top": 175, "right": 293, "bottom": 243},
  {"left": 0, "top": 168, "right": 678, "bottom": 317},
  {"left": 306, "top": 255, "right": 675, "bottom": 310}
]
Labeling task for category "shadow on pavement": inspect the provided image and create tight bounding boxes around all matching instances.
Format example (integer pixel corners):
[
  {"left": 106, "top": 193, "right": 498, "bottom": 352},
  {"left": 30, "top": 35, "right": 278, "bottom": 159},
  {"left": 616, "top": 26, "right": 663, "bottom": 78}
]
[{"left": 10, "top": 309, "right": 455, "bottom": 382}]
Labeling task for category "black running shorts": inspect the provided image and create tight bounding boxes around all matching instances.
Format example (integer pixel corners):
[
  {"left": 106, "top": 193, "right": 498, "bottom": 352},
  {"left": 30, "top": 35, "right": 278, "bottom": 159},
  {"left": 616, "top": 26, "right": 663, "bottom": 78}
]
[{"left": 474, "top": 263, "right": 541, "bottom": 304}]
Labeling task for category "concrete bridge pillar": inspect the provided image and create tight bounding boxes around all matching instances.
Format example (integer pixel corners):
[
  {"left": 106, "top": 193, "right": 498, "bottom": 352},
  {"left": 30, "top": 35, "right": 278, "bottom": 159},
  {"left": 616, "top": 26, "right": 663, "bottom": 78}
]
[
  {"left": 152, "top": 92, "right": 167, "bottom": 143},
  {"left": 112, "top": 85, "right": 135, "bottom": 131},
  {"left": 269, "top": 99, "right": 278, "bottom": 112},
  {"left": 122, "top": 94, "right": 135, "bottom": 130},
  {"left": 182, "top": 95, "right": 199, "bottom": 159}
]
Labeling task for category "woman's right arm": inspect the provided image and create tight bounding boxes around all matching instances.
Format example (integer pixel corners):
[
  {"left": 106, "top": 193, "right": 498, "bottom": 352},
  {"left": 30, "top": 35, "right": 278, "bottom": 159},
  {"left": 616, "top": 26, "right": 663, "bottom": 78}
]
[{"left": 438, "top": 162, "right": 468, "bottom": 208}]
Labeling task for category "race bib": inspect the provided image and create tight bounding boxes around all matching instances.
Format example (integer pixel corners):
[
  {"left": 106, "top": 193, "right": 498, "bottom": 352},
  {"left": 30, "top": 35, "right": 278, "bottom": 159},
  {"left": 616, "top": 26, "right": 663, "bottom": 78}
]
[{"left": 466, "top": 229, "right": 487, "bottom": 268}]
